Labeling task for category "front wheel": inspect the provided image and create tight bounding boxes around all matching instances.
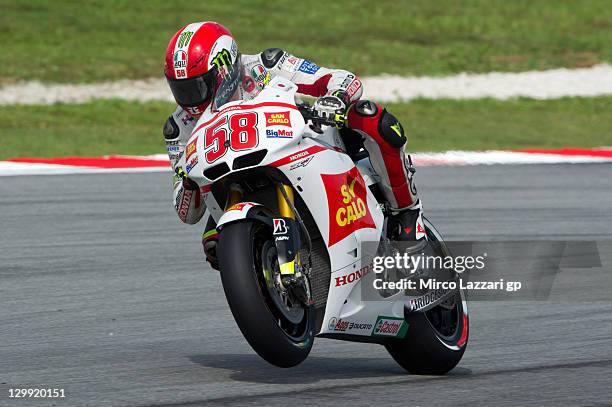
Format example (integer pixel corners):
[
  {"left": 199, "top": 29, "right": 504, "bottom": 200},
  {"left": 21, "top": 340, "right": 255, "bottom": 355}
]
[
  {"left": 217, "top": 219, "right": 314, "bottom": 367},
  {"left": 385, "top": 218, "right": 469, "bottom": 375}
]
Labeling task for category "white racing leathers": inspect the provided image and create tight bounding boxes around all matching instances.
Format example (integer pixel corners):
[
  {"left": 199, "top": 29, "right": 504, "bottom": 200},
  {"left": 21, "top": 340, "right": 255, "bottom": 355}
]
[{"left": 163, "top": 48, "right": 418, "bottom": 228}]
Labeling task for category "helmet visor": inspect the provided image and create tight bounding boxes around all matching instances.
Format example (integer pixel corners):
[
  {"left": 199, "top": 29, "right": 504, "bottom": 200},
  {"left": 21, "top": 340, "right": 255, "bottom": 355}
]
[
  {"left": 166, "top": 72, "right": 215, "bottom": 107},
  {"left": 211, "top": 54, "right": 243, "bottom": 111}
]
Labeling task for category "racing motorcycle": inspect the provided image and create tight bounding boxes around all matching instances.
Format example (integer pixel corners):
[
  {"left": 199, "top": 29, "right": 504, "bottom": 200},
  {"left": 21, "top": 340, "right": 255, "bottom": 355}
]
[{"left": 185, "top": 77, "right": 468, "bottom": 374}]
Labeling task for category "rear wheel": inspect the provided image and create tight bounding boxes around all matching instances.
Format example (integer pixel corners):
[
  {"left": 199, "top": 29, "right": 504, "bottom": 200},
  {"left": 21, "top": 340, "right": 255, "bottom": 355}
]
[
  {"left": 217, "top": 219, "right": 314, "bottom": 367},
  {"left": 385, "top": 218, "right": 469, "bottom": 374}
]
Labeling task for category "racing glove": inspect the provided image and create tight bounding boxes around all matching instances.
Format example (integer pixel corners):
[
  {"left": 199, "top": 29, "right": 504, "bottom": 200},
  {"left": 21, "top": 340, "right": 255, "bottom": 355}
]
[
  {"left": 313, "top": 92, "right": 349, "bottom": 127},
  {"left": 175, "top": 167, "right": 199, "bottom": 190}
]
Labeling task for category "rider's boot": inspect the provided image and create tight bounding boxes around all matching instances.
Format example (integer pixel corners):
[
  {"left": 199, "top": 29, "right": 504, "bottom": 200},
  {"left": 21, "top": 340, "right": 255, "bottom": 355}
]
[{"left": 387, "top": 200, "right": 427, "bottom": 243}]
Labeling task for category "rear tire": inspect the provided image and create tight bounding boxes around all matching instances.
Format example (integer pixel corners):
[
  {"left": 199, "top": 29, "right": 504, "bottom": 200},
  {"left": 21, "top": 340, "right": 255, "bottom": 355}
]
[
  {"left": 217, "top": 220, "right": 314, "bottom": 367},
  {"left": 385, "top": 292, "right": 468, "bottom": 374},
  {"left": 385, "top": 218, "right": 469, "bottom": 375}
]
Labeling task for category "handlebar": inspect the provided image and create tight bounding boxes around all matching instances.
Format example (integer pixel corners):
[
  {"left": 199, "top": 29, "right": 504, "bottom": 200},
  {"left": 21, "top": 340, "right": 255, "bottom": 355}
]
[{"left": 297, "top": 102, "right": 339, "bottom": 130}]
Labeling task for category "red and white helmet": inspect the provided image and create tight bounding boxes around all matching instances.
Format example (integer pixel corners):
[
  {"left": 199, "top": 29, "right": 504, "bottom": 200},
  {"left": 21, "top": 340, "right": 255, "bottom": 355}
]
[{"left": 164, "top": 22, "right": 242, "bottom": 116}]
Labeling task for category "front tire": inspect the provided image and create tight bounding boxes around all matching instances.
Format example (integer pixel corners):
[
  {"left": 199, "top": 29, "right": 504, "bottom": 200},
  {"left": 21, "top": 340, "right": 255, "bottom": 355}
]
[{"left": 217, "top": 219, "right": 314, "bottom": 367}]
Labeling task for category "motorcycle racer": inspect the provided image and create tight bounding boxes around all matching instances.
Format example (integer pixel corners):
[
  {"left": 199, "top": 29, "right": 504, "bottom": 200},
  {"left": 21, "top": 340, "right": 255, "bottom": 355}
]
[{"left": 163, "top": 22, "right": 425, "bottom": 269}]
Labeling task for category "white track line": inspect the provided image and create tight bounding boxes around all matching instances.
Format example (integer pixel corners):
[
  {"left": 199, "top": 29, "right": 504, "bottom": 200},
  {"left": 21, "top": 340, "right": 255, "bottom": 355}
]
[
  {"left": 2, "top": 65, "right": 612, "bottom": 105},
  {"left": 413, "top": 150, "right": 612, "bottom": 165},
  {"left": 0, "top": 161, "right": 168, "bottom": 176},
  {"left": 2, "top": 150, "right": 611, "bottom": 177}
]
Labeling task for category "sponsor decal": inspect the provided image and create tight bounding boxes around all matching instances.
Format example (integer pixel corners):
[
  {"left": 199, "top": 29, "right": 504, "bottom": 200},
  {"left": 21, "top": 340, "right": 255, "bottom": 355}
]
[
  {"left": 334, "top": 263, "right": 374, "bottom": 287},
  {"left": 185, "top": 156, "right": 198, "bottom": 173},
  {"left": 180, "top": 113, "right": 194, "bottom": 126},
  {"left": 284, "top": 56, "right": 300, "bottom": 72},
  {"left": 211, "top": 49, "right": 234, "bottom": 76},
  {"left": 289, "top": 156, "right": 313, "bottom": 170},
  {"left": 243, "top": 75, "right": 256, "bottom": 93},
  {"left": 174, "top": 186, "right": 183, "bottom": 209},
  {"left": 266, "top": 129, "right": 293, "bottom": 138},
  {"left": 273, "top": 218, "right": 288, "bottom": 235},
  {"left": 265, "top": 111, "right": 292, "bottom": 127},
  {"left": 186, "top": 138, "right": 197, "bottom": 161},
  {"left": 328, "top": 317, "right": 339, "bottom": 330},
  {"left": 321, "top": 167, "right": 376, "bottom": 246},
  {"left": 168, "top": 151, "right": 182, "bottom": 163},
  {"left": 269, "top": 145, "right": 326, "bottom": 167},
  {"left": 371, "top": 316, "right": 408, "bottom": 338},
  {"left": 298, "top": 60, "right": 320, "bottom": 74},
  {"left": 350, "top": 321, "right": 374, "bottom": 331},
  {"left": 230, "top": 40, "right": 238, "bottom": 59},
  {"left": 167, "top": 145, "right": 180, "bottom": 152},
  {"left": 390, "top": 122, "right": 403, "bottom": 138},
  {"left": 415, "top": 216, "right": 426, "bottom": 240},
  {"left": 185, "top": 105, "right": 202, "bottom": 115},
  {"left": 340, "top": 74, "right": 355, "bottom": 88},
  {"left": 347, "top": 78, "right": 362, "bottom": 98},
  {"left": 276, "top": 52, "right": 288, "bottom": 68},
  {"left": 173, "top": 24, "right": 201, "bottom": 79},
  {"left": 408, "top": 288, "right": 452, "bottom": 312},
  {"left": 227, "top": 202, "right": 252, "bottom": 211},
  {"left": 178, "top": 189, "right": 193, "bottom": 222},
  {"left": 251, "top": 64, "right": 267, "bottom": 82},
  {"left": 177, "top": 31, "right": 194, "bottom": 48},
  {"left": 257, "top": 72, "right": 270, "bottom": 89},
  {"left": 328, "top": 317, "right": 373, "bottom": 332},
  {"left": 173, "top": 50, "right": 187, "bottom": 69}
]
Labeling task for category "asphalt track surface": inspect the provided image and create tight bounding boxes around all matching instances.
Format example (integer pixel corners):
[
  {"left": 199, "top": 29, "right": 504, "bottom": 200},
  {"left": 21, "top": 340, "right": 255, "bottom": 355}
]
[{"left": 1, "top": 164, "right": 611, "bottom": 406}]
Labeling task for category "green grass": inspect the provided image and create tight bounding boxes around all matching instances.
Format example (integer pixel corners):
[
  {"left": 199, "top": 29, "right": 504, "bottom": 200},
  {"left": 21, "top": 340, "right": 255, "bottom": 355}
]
[
  {"left": 390, "top": 97, "right": 612, "bottom": 151},
  {"left": 1, "top": 0, "right": 611, "bottom": 83},
  {"left": 1, "top": 97, "right": 611, "bottom": 160},
  {"left": 0, "top": 100, "right": 169, "bottom": 159}
]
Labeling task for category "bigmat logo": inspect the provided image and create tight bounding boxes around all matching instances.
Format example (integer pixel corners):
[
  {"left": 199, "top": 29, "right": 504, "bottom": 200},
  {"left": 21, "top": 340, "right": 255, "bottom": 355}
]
[{"left": 321, "top": 167, "right": 376, "bottom": 246}]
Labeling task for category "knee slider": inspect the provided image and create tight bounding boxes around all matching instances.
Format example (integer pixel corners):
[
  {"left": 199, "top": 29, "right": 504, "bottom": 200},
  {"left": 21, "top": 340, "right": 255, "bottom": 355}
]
[{"left": 378, "top": 109, "right": 406, "bottom": 148}]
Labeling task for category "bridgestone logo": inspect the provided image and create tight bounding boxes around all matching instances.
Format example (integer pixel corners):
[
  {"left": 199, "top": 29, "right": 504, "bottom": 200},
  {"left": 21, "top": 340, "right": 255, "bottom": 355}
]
[{"left": 408, "top": 287, "right": 450, "bottom": 311}]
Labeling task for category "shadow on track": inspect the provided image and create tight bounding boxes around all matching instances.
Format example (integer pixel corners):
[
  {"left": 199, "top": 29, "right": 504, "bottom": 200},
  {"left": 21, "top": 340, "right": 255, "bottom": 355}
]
[{"left": 188, "top": 353, "right": 472, "bottom": 384}]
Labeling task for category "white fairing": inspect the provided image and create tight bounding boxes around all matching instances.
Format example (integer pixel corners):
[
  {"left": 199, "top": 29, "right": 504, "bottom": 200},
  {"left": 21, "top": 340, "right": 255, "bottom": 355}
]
[
  {"left": 188, "top": 77, "right": 410, "bottom": 338},
  {"left": 216, "top": 202, "right": 261, "bottom": 228}
]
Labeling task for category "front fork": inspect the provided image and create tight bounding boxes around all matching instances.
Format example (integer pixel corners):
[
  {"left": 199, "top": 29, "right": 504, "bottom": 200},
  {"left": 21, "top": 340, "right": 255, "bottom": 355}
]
[
  {"left": 223, "top": 183, "right": 301, "bottom": 276},
  {"left": 274, "top": 184, "right": 301, "bottom": 277},
  {"left": 225, "top": 183, "right": 244, "bottom": 210}
]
